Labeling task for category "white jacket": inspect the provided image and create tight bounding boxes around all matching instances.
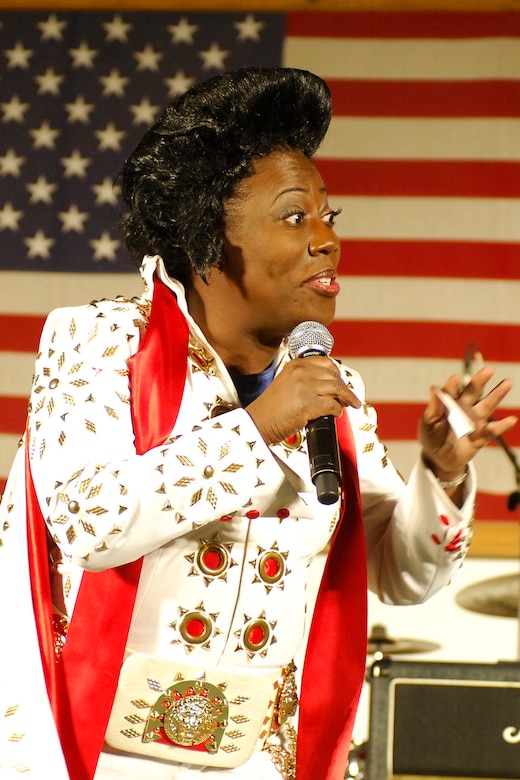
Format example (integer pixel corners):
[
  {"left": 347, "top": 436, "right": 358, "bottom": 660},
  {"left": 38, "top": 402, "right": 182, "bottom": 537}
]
[{"left": 0, "top": 256, "right": 475, "bottom": 778}]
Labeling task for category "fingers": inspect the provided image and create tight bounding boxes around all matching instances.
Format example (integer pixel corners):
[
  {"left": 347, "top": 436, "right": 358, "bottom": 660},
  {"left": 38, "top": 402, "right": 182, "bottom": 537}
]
[
  {"left": 475, "top": 378, "right": 513, "bottom": 420},
  {"left": 457, "top": 370, "right": 514, "bottom": 433},
  {"left": 293, "top": 356, "right": 361, "bottom": 410},
  {"left": 486, "top": 415, "right": 518, "bottom": 440},
  {"left": 440, "top": 368, "right": 517, "bottom": 444},
  {"left": 423, "top": 385, "right": 449, "bottom": 425},
  {"left": 246, "top": 356, "right": 361, "bottom": 445}
]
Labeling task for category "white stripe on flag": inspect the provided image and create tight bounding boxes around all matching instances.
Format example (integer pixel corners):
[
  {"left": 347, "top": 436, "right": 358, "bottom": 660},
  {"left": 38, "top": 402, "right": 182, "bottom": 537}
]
[
  {"left": 284, "top": 36, "right": 520, "bottom": 80},
  {"left": 319, "top": 118, "right": 520, "bottom": 161},
  {"left": 333, "top": 196, "right": 520, "bottom": 242}
]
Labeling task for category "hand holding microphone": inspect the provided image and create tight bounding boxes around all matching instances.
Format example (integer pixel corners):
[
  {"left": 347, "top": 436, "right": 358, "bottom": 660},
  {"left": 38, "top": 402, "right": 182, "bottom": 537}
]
[
  {"left": 246, "top": 320, "right": 361, "bottom": 505},
  {"left": 287, "top": 321, "right": 343, "bottom": 504}
]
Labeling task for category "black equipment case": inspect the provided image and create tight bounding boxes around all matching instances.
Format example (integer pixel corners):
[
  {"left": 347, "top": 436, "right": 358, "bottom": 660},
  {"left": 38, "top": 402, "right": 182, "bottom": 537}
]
[{"left": 365, "top": 658, "right": 520, "bottom": 780}]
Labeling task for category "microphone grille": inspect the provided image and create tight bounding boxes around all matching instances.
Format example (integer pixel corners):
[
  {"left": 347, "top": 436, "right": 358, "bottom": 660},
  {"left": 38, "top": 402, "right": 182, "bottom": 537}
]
[{"left": 288, "top": 320, "right": 334, "bottom": 358}]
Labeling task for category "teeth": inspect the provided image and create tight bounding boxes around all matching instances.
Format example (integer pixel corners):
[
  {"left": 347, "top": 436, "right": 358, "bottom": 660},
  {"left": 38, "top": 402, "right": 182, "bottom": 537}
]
[{"left": 320, "top": 278, "right": 331, "bottom": 285}]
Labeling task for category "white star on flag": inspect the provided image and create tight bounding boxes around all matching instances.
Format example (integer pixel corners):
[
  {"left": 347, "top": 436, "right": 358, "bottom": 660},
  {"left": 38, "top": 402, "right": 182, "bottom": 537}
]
[
  {"left": 65, "top": 96, "right": 95, "bottom": 123},
  {"left": 103, "top": 14, "right": 132, "bottom": 43},
  {"left": 200, "top": 43, "right": 229, "bottom": 71},
  {"left": 35, "top": 68, "right": 65, "bottom": 95},
  {"left": 59, "top": 204, "right": 89, "bottom": 233},
  {"left": 60, "top": 149, "right": 91, "bottom": 178},
  {"left": 130, "top": 98, "right": 161, "bottom": 126},
  {"left": 165, "top": 71, "right": 196, "bottom": 97},
  {"left": 0, "top": 148, "right": 25, "bottom": 176},
  {"left": 1, "top": 96, "right": 30, "bottom": 123},
  {"left": 38, "top": 13, "right": 67, "bottom": 41},
  {"left": 89, "top": 230, "right": 120, "bottom": 260},
  {"left": 134, "top": 46, "right": 163, "bottom": 72},
  {"left": 99, "top": 69, "right": 129, "bottom": 97},
  {"left": 92, "top": 177, "right": 120, "bottom": 206},
  {"left": 29, "top": 122, "right": 60, "bottom": 150},
  {"left": 24, "top": 229, "right": 55, "bottom": 258},
  {"left": 235, "top": 14, "right": 265, "bottom": 41},
  {"left": 5, "top": 42, "right": 33, "bottom": 69},
  {"left": 95, "top": 123, "right": 126, "bottom": 151},
  {"left": 0, "top": 202, "right": 23, "bottom": 230},
  {"left": 69, "top": 42, "right": 98, "bottom": 69},
  {"left": 169, "top": 17, "right": 199, "bottom": 44},
  {"left": 26, "top": 175, "right": 57, "bottom": 203}
]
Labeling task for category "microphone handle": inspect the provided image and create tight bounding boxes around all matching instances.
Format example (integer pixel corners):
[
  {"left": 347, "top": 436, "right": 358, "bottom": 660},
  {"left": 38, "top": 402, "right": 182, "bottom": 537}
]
[{"left": 305, "top": 415, "right": 341, "bottom": 505}]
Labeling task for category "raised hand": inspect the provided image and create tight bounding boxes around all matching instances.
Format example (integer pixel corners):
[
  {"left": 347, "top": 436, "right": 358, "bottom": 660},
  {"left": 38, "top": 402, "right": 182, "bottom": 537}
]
[{"left": 420, "top": 366, "right": 517, "bottom": 482}]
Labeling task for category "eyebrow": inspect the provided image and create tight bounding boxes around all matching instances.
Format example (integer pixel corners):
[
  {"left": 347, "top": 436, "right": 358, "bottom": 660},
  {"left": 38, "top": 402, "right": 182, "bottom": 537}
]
[{"left": 271, "top": 185, "right": 328, "bottom": 206}]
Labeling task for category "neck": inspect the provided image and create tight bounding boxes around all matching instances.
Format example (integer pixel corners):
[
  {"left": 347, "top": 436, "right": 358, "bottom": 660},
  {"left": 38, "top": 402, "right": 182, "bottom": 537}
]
[{"left": 186, "top": 281, "right": 280, "bottom": 375}]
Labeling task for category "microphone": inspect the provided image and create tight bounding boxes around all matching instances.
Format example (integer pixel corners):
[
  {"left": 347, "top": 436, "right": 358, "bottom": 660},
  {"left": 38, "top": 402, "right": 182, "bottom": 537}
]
[{"left": 288, "top": 321, "right": 341, "bottom": 505}]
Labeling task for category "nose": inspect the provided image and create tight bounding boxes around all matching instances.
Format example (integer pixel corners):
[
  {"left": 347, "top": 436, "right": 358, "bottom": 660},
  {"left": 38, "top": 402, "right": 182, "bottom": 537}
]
[{"left": 308, "top": 221, "right": 340, "bottom": 258}]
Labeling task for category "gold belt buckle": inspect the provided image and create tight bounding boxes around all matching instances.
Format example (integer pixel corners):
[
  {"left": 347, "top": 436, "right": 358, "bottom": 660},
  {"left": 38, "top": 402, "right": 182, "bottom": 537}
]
[{"left": 144, "top": 678, "right": 228, "bottom": 755}]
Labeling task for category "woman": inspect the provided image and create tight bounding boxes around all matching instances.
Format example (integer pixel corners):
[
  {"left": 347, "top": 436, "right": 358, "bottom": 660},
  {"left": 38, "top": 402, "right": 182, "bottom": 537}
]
[{"left": 0, "top": 67, "right": 515, "bottom": 780}]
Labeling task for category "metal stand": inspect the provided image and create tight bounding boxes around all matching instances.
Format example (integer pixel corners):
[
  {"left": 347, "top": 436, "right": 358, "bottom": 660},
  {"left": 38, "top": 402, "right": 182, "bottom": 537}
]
[{"left": 493, "top": 431, "right": 520, "bottom": 659}]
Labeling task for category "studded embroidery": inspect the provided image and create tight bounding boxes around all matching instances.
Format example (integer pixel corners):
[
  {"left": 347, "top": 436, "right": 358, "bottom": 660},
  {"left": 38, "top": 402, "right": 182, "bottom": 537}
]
[
  {"left": 184, "top": 535, "right": 238, "bottom": 587},
  {"left": 280, "top": 431, "right": 305, "bottom": 457},
  {"left": 234, "top": 611, "right": 277, "bottom": 661},
  {"left": 189, "top": 343, "right": 217, "bottom": 377},
  {"left": 169, "top": 601, "right": 221, "bottom": 653},
  {"left": 249, "top": 542, "right": 289, "bottom": 594}
]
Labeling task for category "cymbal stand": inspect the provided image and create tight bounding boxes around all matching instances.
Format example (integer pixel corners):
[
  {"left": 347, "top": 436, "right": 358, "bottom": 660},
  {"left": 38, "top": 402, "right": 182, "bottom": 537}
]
[{"left": 493, "top": 431, "right": 520, "bottom": 659}]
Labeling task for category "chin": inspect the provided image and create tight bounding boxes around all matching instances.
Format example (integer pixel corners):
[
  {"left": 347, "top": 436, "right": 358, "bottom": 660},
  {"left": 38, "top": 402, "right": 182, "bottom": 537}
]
[{"left": 302, "top": 305, "right": 336, "bottom": 328}]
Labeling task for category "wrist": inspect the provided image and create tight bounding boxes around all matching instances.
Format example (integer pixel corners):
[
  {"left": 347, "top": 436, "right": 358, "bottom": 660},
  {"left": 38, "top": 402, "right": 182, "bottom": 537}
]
[
  {"left": 435, "top": 470, "right": 468, "bottom": 490},
  {"left": 422, "top": 455, "right": 468, "bottom": 489}
]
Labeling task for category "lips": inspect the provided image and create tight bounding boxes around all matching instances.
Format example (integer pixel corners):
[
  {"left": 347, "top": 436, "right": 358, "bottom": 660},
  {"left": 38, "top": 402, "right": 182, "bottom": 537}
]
[{"left": 305, "top": 270, "right": 340, "bottom": 296}]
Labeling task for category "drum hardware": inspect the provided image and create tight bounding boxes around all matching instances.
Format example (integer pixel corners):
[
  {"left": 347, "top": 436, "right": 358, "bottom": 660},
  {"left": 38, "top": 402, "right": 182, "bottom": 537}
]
[
  {"left": 345, "top": 739, "right": 368, "bottom": 780},
  {"left": 367, "top": 623, "right": 440, "bottom": 656},
  {"left": 455, "top": 573, "right": 520, "bottom": 618}
]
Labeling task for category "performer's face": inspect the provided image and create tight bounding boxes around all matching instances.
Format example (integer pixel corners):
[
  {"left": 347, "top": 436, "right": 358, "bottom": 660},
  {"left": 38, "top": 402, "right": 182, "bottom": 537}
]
[{"left": 218, "top": 149, "right": 341, "bottom": 345}]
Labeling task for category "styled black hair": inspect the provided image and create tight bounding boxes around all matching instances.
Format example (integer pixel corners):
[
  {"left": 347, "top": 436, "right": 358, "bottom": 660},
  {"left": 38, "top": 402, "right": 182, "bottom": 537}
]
[{"left": 119, "top": 66, "right": 332, "bottom": 285}]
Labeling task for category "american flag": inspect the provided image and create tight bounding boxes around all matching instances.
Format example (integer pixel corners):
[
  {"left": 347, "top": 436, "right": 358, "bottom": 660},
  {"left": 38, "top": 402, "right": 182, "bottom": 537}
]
[{"left": 1, "top": 10, "right": 520, "bottom": 532}]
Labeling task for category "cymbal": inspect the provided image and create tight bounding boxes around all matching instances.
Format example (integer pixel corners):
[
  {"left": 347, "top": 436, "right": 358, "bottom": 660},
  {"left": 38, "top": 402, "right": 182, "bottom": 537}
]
[
  {"left": 456, "top": 573, "right": 520, "bottom": 618},
  {"left": 367, "top": 623, "right": 441, "bottom": 655}
]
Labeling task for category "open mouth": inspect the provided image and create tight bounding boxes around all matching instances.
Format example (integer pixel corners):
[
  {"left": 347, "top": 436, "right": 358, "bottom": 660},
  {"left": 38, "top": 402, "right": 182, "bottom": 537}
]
[{"left": 305, "top": 271, "right": 340, "bottom": 296}]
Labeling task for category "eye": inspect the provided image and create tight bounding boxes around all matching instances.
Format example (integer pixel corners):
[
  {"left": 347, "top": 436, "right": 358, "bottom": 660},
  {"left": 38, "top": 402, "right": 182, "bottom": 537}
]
[
  {"left": 282, "top": 209, "right": 305, "bottom": 225},
  {"left": 322, "top": 208, "right": 342, "bottom": 226}
]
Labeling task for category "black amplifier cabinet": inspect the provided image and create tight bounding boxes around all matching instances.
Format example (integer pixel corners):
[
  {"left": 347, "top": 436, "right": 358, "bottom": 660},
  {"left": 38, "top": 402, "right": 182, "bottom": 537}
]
[{"left": 365, "top": 658, "right": 520, "bottom": 780}]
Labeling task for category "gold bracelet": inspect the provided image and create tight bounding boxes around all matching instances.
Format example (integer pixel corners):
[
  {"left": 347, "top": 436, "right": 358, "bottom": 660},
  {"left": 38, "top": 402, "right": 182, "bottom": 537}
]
[{"left": 437, "top": 470, "right": 468, "bottom": 490}]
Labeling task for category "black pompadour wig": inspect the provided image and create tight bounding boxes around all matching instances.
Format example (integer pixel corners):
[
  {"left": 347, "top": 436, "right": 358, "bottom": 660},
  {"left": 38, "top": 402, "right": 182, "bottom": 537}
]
[{"left": 119, "top": 66, "right": 332, "bottom": 285}]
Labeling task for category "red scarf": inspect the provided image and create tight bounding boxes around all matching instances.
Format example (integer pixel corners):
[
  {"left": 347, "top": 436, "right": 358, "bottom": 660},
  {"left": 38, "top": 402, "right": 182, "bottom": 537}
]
[{"left": 26, "top": 275, "right": 367, "bottom": 779}]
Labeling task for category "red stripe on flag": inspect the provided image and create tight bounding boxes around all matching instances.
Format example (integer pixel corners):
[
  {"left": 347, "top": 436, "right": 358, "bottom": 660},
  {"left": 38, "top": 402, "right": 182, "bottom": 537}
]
[
  {"left": 317, "top": 160, "right": 520, "bottom": 198},
  {"left": 0, "top": 396, "right": 28, "bottom": 435},
  {"left": 331, "top": 321, "right": 520, "bottom": 363},
  {"left": 0, "top": 315, "right": 44, "bottom": 353},
  {"left": 475, "top": 491, "right": 520, "bottom": 522},
  {"left": 338, "top": 241, "right": 520, "bottom": 280},
  {"left": 375, "top": 403, "right": 520, "bottom": 446},
  {"left": 3, "top": 317, "right": 517, "bottom": 361},
  {"left": 287, "top": 12, "right": 520, "bottom": 38},
  {"left": 375, "top": 402, "right": 424, "bottom": 442},
  {"left": 327, "top": 80, "right": 520, "bottom": 118}
]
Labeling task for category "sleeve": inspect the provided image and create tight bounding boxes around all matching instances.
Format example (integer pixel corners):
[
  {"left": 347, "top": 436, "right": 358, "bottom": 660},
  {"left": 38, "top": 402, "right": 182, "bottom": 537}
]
[
  {"left": 342, "top": 364, "right": 475, "bottom": 606},
  {"left": 28, "top": 302, "right": 285, "bottom": 572}
]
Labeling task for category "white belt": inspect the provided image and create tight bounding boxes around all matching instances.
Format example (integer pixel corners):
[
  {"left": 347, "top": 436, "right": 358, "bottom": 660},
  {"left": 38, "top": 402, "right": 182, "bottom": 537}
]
[{"left": 105, "top": 653, "right": 297, "bottom": 769}]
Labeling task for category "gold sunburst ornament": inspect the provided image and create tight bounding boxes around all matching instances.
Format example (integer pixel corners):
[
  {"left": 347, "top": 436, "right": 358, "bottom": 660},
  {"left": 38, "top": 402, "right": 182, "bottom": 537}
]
[{"left": 144, "top": 678, "right": 229, "bottom": 754}]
